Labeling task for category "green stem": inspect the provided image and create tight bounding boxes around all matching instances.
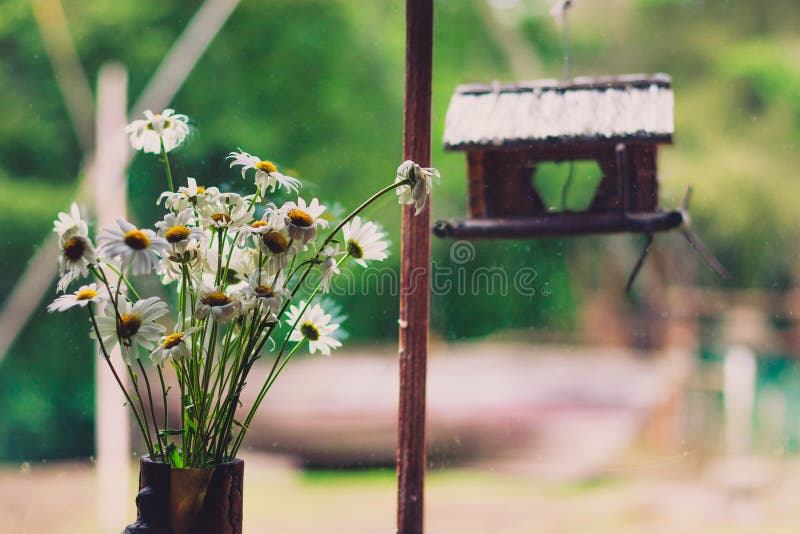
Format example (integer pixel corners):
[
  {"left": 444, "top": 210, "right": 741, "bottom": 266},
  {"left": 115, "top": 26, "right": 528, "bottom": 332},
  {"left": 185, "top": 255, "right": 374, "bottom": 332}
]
[
  {"left": 157, "top": 365, "right": 170, "bottom": 447},
  {"left": 88, "top": 306, "right": 154, "bottom": 458},
  {"left": 320, "top": 179, "right": 408, "bottom": 251},
  {"left": 138, "top": 359, "right": 165, "bottom": 462},
  {"left": 160, "top": 136, "right": 175, "bottom": 192},
  {"left": 126, "top": 361, "right": 156, "bottom": 457},
  {"left": 231, "top": 255, "right": 349, "bottom": 457},
  {"left": 103, "top": 263, "right": 141, "bottom": 300},
  {"left": 229, "top": 338, "right": 307, "bottom": 458}
]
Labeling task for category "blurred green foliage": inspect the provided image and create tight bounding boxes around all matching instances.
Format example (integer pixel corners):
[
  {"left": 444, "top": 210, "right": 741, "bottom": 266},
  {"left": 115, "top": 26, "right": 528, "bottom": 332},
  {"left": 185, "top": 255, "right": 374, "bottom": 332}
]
[{"left": 1, "top": 0, "right": 799, "bottom": 460}]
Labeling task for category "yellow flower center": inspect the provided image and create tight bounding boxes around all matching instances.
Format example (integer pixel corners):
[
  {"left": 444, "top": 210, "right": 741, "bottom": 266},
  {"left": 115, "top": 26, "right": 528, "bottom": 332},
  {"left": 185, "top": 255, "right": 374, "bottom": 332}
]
[
  {"left": 75, "top": 288, "right": 98, "bottom": 301},
  {"left": 255, "top": 161, "right": 277, "bottom": 174},
  {"left": 210, "top": 213, "right": 231, "bottom": 224},
  {"left": 261, "top": 231, "right": 288, "bottom": 253},
  {"left": 165, "top": 225, "right": 191, "bottom": 243},
  {"left": 288, "top": 209, "right": 313, "bottom": 228},
  {"left": 251, "top": 221, "right": 268, "bottom": 229},
  {"left": 117, "top": 313, "right": 142, "bottom": 339},
  {"left": 63, "top": 236, "right": 86, "bottom": 261},
  {"left": 123, "top": 230, "right": 151, "bottom": 250},
  {"left": 254, "top": 285, "right": 274, "bottom": 298},
  {"left": 162, "top": 332, "right": 184, "bottom": 349},
  {"left": 202, "top": 292, "right": 231, "bottom": 307},
  {"left": 347, "top": 239, "right": 364, "bottom": 259},
  {"left": 300, "top": 321, "right": 320, "bottom": 341},
  {"left": 183, "top": 185, "right": 206, "bottom": 197}
]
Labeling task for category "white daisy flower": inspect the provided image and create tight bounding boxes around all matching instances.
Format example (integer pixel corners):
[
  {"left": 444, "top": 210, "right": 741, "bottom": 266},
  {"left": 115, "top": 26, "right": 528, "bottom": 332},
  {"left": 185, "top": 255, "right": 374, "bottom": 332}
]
[
  {"left": 238, "top": 272, "right": 290, "bottom": 315},
  {"left": 342, "top": 216, "right": 389, "bottom": 267},
  {"left": 156, "top": 239, "right": 207, "bottom": 285},
  {"left": 218, "top": 192, "right": 248, "bottom": 211},
  {"left": 229, "top": 245, "right": 261, "bottom": 280},
  {"left": 94, "top": 296, "right": 169, "bottom": 363},
  {"left": 227, "top": 150, "right": 301, "bottom": 194},
  {"left": 395, "top": 160, "right": 440, "bottom": 215},
  {"left": 56, "top": 231, "right": 97, "bottom": 292},
  {"left": 285, "top": 301, "right": 342, "bottom": 355},
  {"left": 204, "top": 244, "right": 254, "bottom": 293},
  {"left": 281, "top": 197, "right": 329, "bottom": 245},
  {"left": 192, "top": 240, "right": 247, "bottom": 291},
  {"left": 47, "top": 283, "right": 106, "bottom": 312},
  {"left": 198, "top": 200, "right": 253, "bottom": 231},
  {"left": 155, "top": 209, "right": 208, "bottom": 253},
  {"left": 318, "top": 244, "right": 342, "bottom": 294},
  {"left": 256, "top": 227, "right": 294, "bottom": 272},
  {"left": 149, "top": 326, "right": 201, "bottom": 365},
  {"left": 195, "top": 285, "right": 242, "bottom": 323},
  {"left": 125, "top": 109, "right": 190, "bottom": 154},
  {"left": 318, "top": 297, "right": 348, "bottom": 343},
  {"left": 243, "top": 205, "right": 284, "bottom": 237},
  {"left": 53, "top": 203, "right": 89, "bottom": 239},
  {"left": 97, "top": 218, "right": 170, "bottom": 276},
  {"left": 156, "top": 234, "right": 208, "bottom": 284},
  {"left": 158, "top": 177, "right": 220, "bottom": 211}
]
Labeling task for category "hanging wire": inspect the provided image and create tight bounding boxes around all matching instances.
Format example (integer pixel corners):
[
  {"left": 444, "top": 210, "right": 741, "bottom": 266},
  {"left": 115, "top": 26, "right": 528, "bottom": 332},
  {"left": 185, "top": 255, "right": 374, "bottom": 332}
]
[
  {"left": 561, "top": 160, "right": 575, "bottom": 211},
  {"left": 556, "top": 0, "right": 574, "bottom": 209},
  {"left": 562, "top": 1, "right": 571, "bottom": 81}
]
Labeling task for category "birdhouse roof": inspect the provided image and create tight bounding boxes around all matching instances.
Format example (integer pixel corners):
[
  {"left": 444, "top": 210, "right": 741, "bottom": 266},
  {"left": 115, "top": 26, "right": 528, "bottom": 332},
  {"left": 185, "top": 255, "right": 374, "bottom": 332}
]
[{"left": 443, "top": 74, "right": 674, "bottom": 150}]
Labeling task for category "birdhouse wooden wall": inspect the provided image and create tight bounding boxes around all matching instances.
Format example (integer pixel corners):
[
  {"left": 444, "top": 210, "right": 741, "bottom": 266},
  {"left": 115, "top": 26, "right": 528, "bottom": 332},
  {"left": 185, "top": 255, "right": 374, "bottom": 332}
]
[{"left": 465, "top": 140, "right": 660, "bottom": 219}]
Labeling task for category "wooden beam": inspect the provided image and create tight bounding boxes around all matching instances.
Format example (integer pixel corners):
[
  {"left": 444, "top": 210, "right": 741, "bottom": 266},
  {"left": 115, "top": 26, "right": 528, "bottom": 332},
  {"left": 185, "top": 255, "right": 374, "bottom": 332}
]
[{"left": 397, "top": 0, "right": 433, "bottom": 532}]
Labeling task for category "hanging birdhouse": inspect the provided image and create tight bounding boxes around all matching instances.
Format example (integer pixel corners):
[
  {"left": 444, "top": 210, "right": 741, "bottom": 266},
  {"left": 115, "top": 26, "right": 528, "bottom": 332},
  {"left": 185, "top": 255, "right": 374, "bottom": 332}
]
[
  {"left": 434, "top": 73, "right": 728, "bottom": 288},
  {"left": 433, "top": 73, "right": 686, "bottom": 239}
]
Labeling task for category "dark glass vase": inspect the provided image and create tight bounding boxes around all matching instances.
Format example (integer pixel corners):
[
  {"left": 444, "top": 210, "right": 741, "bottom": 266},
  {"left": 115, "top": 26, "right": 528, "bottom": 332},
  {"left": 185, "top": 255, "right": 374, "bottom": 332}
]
[{"left": 123, "top": 456, "right": 244, "bottom": 534}]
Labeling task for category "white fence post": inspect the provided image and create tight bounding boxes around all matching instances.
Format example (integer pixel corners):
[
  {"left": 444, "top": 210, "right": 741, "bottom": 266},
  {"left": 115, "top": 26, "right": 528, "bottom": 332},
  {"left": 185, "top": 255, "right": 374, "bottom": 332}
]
[{"left": 93, "top": 62, "right": 132, "bottom": 532}]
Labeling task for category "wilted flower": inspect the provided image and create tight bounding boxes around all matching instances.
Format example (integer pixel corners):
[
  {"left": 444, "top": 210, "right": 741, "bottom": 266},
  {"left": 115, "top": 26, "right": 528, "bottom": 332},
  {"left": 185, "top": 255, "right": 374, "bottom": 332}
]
[
  {"left": 318, "top": 244, "right": 342, "bottom": 294},
  {"left": 395, "top": 160, "right": 440, "bottom": 215}
]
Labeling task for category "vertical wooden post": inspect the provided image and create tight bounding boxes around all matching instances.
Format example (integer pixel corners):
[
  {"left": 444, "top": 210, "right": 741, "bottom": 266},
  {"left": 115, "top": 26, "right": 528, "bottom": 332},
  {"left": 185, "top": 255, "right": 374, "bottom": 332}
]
[
  {"left": 93, "top": 62, "right": 132, "bottom": 532},
  {"left": 397, "top": 1, "right": 433, "bottom": 533}
]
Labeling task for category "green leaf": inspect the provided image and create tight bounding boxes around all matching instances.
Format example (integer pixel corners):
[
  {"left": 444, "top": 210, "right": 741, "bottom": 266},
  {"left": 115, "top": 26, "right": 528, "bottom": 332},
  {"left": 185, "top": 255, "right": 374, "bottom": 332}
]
[
  {"left": 184, "top": 413, "right": 198, "bottom": 432},
  {"left": 232, "top": 419, "right": 248, "bottom": 430},
  {"left": 168, "top": 443, "right": 184, "bottom": 468}
]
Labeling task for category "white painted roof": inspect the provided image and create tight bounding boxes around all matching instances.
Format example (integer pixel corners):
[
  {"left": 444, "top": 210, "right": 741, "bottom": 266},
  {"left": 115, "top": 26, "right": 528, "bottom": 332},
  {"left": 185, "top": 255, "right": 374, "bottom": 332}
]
[{"left": 443, "top": 74, "right": 674, "bottom": 149}]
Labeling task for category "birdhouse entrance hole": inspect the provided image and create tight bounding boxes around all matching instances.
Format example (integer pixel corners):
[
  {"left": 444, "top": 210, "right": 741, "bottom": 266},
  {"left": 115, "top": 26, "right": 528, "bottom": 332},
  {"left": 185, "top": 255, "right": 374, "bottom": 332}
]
[{"left": 531, "top": 160, "right": 603, "bottom": 212}]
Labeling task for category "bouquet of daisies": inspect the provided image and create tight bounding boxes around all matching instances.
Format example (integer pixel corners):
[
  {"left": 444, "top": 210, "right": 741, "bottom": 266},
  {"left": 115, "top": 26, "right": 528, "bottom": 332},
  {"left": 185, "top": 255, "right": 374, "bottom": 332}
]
[{"left": 48, "top": 109, "right": 439, "bottom": 468}]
